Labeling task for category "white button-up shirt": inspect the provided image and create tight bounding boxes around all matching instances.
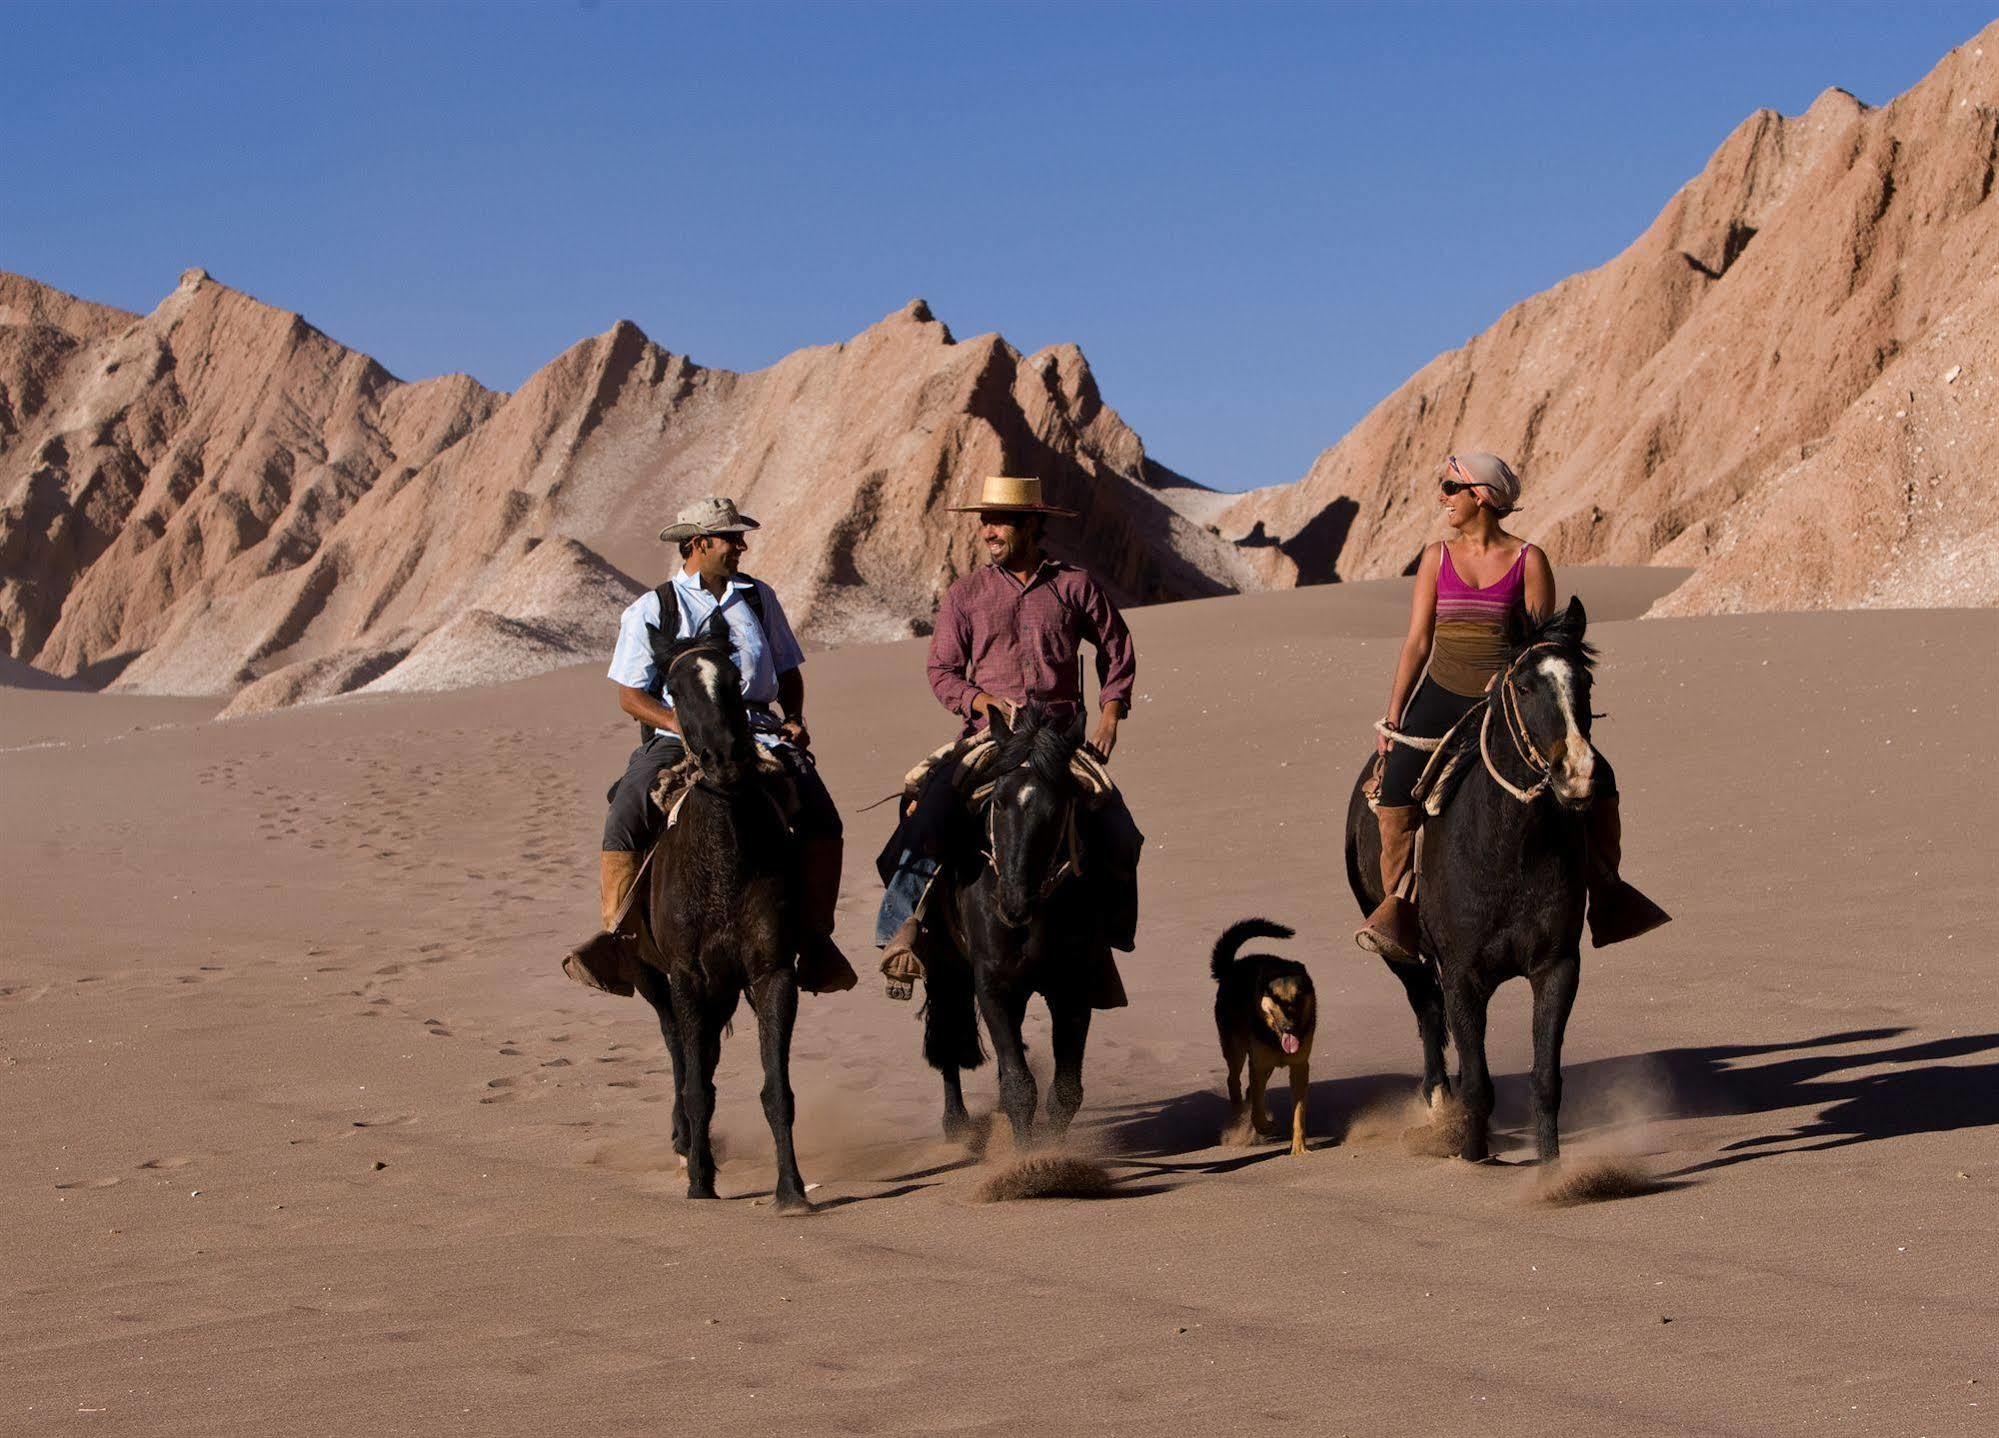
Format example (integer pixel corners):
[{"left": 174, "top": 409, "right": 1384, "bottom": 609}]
[{"left": 608, "top": 571, "right": 805, "bottom": 735}]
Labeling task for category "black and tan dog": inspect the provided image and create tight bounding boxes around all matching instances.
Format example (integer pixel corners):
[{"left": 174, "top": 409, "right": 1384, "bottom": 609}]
[{"left": 1211, "top": 919, "right": 1317, "bottom": 1155}]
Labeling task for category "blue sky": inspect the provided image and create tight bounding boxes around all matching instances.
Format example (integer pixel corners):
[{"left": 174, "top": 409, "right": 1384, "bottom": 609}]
[{"left": 3, "top": 1, "right": 1991, "bottom": 491}]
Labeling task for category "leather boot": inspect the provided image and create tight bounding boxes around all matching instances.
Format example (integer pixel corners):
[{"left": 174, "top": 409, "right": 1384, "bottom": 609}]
[
  {"left": 1355, "top": 804, "right": 1422, "bottom": 964},
  {"left": 794, "top": 835, "right": 859, "bottom": 994},
  {"left": 879, "top": 916, "right": 926, "bottom": 1001},
  {"left": 561, "top": 851, "right": 644, "bottom": 997},
  {"left": 1586, "top": 793, "right": 1672, "bottom": 947}
]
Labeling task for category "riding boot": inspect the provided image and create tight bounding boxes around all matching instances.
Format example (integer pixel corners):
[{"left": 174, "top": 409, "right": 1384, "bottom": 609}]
[
  {"left": 560, "top": 851, "right": 644, "bottom": 997},
  {"left": 879, "top": 916, "right": 926, "bottom": 1001},
  {"left": 1355, "top": 805, "right": 1422, "bottom": 965},
  {"left": 1089, "top": 948, "right": 1129, "bottom": 1011},
  {"left": 1585, "top": 793, "right": 1672, "bottom": 947},
  {"left": 794, "top": 835, "right": 859, "bottom": 994}
]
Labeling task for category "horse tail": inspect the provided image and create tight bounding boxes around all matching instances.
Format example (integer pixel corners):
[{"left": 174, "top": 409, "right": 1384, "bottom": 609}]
[{"left": 1210, "top": 918, "right": 1295, "bottom": 983}]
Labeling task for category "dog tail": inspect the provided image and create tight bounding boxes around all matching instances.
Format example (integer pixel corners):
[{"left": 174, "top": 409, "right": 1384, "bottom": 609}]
[{"left": 1210, "top": 918, "right": 1295, "bottom": 983}]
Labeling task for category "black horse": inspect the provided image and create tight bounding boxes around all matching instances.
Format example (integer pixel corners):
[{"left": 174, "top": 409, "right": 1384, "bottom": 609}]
[
  {"left": 921, "top": 705, "right": 1111, "bottom": 1147},
  {"left": 1345, "top": 598, "right": 1603, "bottom": 1163},
  {"left": 631, "top": 610, "right": 810, "bottom": 1210}
]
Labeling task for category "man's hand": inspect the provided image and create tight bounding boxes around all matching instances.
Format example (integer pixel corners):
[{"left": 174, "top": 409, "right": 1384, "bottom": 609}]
[
  {"left": 779, "top": 717, "right": 811, "bottom": 750},
  {"left": 971, "top": 693, "right": 1018, "bottom": 727},
  {"left": 1089, "top": 704, "right": 1121, "bottom": 761}
]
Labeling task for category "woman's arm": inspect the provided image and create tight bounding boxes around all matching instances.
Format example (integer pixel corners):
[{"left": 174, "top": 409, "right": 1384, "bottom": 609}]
[
  {"left": 1380, "top": 543, "right": 1442, "bottom": 753},
  {"left": 1522, "top": 543, "right": 1556, "bottom": 624}
]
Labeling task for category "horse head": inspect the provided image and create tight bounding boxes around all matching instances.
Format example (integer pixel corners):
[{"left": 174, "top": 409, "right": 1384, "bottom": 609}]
[
  {"left": 650, "top": 609, "right": 755, "bottom": 789},
  {"left": 982, "top": 704, "right": 1095, "bottom": 929},
  {"left": 1500, "top": 595, "right": 1599, "bottom": 810}
]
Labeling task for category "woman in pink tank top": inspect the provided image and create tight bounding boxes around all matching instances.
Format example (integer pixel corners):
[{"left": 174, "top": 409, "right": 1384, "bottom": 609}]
[{"left": 1356, "top": 452, "right": 1665, "bottom": 962}]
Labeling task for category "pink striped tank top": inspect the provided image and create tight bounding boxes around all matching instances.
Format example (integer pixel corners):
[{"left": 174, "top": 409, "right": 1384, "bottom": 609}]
[{"left": 1428, "top": 543, "right": 1531, "bottom": 697}]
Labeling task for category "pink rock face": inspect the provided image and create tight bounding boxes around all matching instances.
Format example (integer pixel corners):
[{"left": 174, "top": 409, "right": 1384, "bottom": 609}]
[
  {"left": 3, "top": 23, "right": 1995, "bottom": 710},
  {"left": 1218, "top": 20, "right": 1999, "bottom": 617}
]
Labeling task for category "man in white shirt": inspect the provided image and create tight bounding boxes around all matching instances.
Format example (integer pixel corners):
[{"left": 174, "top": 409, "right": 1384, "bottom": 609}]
[{"left": 562, "top": 496, "right": 855, "bottom": 997}]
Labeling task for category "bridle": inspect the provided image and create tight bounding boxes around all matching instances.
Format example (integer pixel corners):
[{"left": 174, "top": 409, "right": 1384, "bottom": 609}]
[
  {"left": 662, "top": 641, "right": 778, "bottom": 808},
  {"left": 1375, "top": 640, "right": 1581, "bottom": 807},
  {"left": 1479, "top": 641, "right": 1579, "bottom": 804},
  {"left": 975, "top": 777, "right": 1085, "bottom": 906}
]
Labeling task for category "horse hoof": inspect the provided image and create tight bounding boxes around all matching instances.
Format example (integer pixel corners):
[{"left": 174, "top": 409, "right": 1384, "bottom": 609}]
[
  {"left": 685, "top": 1183, "right": 719, "bottom": 1201},
  {"left": 773, "top": 1190, "right": 814, "bottom": 1215}
]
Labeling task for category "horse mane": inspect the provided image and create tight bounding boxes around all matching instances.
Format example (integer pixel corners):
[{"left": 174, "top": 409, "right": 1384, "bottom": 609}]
[{"left": 991, "top": 703, "right": 1079, "bottom": 790}]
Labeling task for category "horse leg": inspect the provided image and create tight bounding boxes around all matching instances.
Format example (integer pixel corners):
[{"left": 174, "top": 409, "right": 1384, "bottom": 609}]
[
  {"left": 753, "top": 969, "right": 810, "bottom": 1211},
  {"left": 975, "top": 975, "right": 1037, "bottom": 1146},
  {"left": 633, "top": 966, "right": 690, "bottom": 1159},
  {"left": 1043, "top": 992, "right": 1091, "bottom": 1139},
  {"left": 1444, "top": 975, "right": 1495, "bottom": 1163},
  {"left": 1529, "top": 953, "right": 1582, "bottom": 1163},
  {"left": 674, "top": 985, "right": 724, "bottom": 1199},
  {"left": 1387, "top": 955, "right": 1451, "bottom": 1110}
]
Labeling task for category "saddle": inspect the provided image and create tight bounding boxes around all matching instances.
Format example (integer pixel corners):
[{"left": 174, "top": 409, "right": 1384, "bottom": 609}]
[
  {"left": 649, "top": 746, "right": 800, "bottom": 830},
  {"left": 899, "top": 733, "right": 1117, "bottom": 812}
]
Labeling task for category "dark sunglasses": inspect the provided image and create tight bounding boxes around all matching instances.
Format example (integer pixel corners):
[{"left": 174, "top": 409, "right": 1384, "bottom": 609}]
[{"left": 1440, "top": 455, "right": 1488, "bottom": 497}]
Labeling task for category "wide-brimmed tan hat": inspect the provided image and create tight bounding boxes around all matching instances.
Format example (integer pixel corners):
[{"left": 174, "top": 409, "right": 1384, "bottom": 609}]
[
  {"left": 945, "top": 475, "right": 1078, "bottom": 517},
  {"left": 658, "top": 496, "right": 761, "bottom": 543}
]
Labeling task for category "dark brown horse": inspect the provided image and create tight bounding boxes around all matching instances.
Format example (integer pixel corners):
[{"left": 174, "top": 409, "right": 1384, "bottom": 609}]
[
  {"left": 1345, "top": 598, "right": 1602, "bottom": 1163},
  {"left": 631, "top": 610, "right": 810, "bottom": 1210},
  {"left": 919, "top": 705, "right": 1112, "bottom": 1146}
]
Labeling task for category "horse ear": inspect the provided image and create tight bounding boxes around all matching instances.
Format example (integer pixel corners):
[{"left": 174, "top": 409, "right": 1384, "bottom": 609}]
[
  {"left": 1064, "top": 714, "right": 1086, "bottom": 751},
  {"left": 987, "top": 705, "right": 1012, "bottom": 744},
  {"left": 1551, "top": 594, "right": 1587, "bottom": 644},
  {"left": 703, "top": 609, "right": 731, "bottom": 649}
]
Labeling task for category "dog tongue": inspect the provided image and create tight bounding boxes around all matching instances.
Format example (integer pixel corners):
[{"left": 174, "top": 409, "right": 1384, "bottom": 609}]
[{"left": 1281, "top": 1033, "right": 1300, "bottom": 1055}]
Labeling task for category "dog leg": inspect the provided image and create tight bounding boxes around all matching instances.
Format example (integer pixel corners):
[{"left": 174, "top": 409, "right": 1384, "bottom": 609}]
[
  {"left": 1247, "top": 1056, "right": 1277, "bottom": 1137},
  {"left": 1222, "top": 1034, "right": 1247, "bottom": 1126},
  {"left": 1288, "top": 1060, "right": 1310, "bottom": 1156}
]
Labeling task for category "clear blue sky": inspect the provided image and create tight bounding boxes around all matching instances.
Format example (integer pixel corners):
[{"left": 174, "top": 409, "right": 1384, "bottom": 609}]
[{"left": 4, "top": 1, "right": 1991, "bottom": 491}]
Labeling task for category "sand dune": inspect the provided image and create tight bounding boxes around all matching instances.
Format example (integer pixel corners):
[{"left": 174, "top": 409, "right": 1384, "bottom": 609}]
[{"left": 5, "top": 577, "right": 1992, "bottom": 1434}]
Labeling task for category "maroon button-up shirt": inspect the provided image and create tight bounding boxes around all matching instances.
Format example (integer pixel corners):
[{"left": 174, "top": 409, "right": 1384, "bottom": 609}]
[{"left": 926, "top": 559, "right": 1137, "bottom": 736}]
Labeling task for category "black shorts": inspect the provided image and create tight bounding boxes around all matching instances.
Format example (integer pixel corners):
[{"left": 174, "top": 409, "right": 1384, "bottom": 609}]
[{"left": 602, "top": 734, "right": 842, "bottom": 853}]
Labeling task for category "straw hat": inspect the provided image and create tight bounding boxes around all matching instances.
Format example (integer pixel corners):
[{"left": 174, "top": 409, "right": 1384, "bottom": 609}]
[
  {"left": 658, "top": 496, "right": 761, "bottom": 543},
  {"left": 945, "top": 475, "right": 1078, "bottom": 517}
]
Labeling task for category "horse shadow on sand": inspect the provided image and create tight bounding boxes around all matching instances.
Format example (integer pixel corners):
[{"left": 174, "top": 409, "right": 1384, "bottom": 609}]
[{"left": 1083, "top": 1026, "right": 1999, "bottom": 1183}]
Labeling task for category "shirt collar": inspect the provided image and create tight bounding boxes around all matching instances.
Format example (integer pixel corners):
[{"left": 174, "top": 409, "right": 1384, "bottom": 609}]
[
  {"left": 989, "top": 557, "right": 1062, "bottom": 592},
  {"left": 672, "top": 570, "right": 753, "bottom": 598}
]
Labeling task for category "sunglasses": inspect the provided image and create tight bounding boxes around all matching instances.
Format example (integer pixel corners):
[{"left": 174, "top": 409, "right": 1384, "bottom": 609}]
[{"left": 1440, "top": 455, "right": 1489, "bottom": 497}]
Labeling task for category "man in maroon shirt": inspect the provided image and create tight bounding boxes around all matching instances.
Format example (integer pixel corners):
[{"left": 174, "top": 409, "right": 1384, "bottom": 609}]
[{"left": 874, "top": 475, "right": 1141, "bottom": 1005}]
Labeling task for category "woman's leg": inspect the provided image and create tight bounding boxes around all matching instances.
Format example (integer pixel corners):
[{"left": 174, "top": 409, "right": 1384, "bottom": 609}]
[{"left": 1358, "top": 681, "right": 1478, "bottom": 962}]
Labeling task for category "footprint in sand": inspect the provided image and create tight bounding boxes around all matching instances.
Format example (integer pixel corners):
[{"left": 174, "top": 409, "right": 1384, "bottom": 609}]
[
  {"left": 481, "top": 1076, "right": 537, "bottom": 1105},
  {"left": 139, "top": 1157, "right": 192, "bottom": 1170},
  {"left": 56, "top": 1176, "right": 122, "bottom": 1189}
]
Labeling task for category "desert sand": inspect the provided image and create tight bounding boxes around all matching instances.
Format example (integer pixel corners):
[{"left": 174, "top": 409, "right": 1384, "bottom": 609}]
[{"left": 6, "top": 568, "right": 1994, "bottom": 1435}]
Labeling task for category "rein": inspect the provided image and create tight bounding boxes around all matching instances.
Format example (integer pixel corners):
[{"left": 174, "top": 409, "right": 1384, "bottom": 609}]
[{"left": 1380, "top": 640, "right": 1571, "bottom": 807}]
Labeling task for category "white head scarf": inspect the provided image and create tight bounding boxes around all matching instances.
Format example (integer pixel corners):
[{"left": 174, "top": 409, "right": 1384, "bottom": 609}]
[{"left": 1451, "top": 451, "right": 1522, "bottom": 513}]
